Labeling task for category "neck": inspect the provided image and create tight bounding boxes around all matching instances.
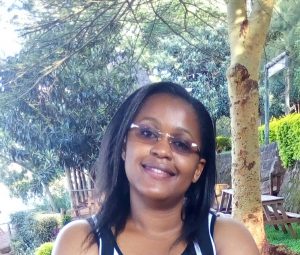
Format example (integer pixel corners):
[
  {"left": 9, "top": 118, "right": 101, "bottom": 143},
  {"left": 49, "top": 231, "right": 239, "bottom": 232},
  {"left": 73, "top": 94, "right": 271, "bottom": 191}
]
[{"left": 127, "top": 192, "right": 185, "bottom": 238}]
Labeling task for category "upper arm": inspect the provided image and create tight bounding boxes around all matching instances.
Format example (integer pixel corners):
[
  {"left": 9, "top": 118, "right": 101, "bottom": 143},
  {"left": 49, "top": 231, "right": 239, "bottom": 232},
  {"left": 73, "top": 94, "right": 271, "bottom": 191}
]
[
  {"left": 52, "top": 220, "right": 98, "bottom": 255},
  {"left": 214, "top": 217, "right": 260, "bottom": 255}
]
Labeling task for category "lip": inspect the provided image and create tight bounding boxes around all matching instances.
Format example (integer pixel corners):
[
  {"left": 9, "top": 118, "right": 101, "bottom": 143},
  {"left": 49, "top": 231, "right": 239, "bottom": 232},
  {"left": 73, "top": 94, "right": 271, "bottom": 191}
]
[{"left": 141, "top": 162, "right": 176, "bottom": 179}]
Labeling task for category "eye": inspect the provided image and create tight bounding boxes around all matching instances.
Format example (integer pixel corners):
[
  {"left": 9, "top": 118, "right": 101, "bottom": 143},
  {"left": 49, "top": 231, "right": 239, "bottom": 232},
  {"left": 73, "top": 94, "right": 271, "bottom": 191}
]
[
  {"left": 138, "top": 125, "right": 159, "bottom": 140},
  {"left": 171, "top": 138, "right": 192, "bottom": 154}
]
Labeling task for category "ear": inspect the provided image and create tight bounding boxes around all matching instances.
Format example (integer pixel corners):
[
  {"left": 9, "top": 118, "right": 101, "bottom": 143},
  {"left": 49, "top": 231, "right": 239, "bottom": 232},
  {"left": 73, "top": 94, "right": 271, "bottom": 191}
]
[
  {"left": 122, "top": 149, "right": 126, "bottom": 160},
  {"left": 122, "top": 137, "right": 127, "bottom": 160},
  {"left": 192, "top": 158, "right": 206, "bottom": 183}
]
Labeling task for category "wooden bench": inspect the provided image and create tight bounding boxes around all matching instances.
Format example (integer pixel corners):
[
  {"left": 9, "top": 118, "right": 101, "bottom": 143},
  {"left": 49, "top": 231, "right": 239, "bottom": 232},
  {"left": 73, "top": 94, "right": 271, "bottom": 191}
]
[
  {"left": 263, "top": 202, "right": 300, "bottom": 238},
  {"left": 266, "top": 205, "right": 300, "bottom": 223},
  {"left": 219, "top": 189, "right": 300, "bottom": 238}
]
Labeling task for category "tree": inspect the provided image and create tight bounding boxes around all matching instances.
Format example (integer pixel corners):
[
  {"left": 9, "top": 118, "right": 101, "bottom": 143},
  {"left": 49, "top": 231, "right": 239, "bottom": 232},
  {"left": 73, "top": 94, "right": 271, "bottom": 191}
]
[
  {"left": 0, "top": 0, "right": 227, "bottom": 207},
  {"left": 141, "top": 27, "right": 230, "bottom": 120},
  {"left": 264, "top": 0, "right": 300, "bottom": 116},
  {"left": 226, "top": 1, "right": 275, "bottom": 254},
  {"left": 0, "top": 28, "right": 136, "bottom": 209},
  {"left": 1, "top": 2, "right": 281, "bottom": 251}
]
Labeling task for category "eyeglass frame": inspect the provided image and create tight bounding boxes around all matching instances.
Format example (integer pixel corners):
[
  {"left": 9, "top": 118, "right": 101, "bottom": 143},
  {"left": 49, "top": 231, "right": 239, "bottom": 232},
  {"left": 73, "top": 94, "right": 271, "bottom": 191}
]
[{"left": 128, "top": 123, "right": 201, "bottom": 156}]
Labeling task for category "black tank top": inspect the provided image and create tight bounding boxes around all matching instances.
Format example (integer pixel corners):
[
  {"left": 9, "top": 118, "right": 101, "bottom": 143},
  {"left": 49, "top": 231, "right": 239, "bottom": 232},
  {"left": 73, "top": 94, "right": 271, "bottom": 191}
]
[{"left": 88, "top": 212, "right": 217, "bottom": 255}]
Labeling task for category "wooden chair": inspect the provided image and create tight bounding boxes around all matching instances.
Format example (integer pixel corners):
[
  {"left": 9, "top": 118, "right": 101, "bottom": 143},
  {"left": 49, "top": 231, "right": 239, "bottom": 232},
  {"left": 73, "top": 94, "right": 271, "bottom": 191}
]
[
  {"left": 214, "top": 184, "right": 230, "bottom": 211},
  {"left": 270, "top": 172, "right": 284, "bottom": 196}
]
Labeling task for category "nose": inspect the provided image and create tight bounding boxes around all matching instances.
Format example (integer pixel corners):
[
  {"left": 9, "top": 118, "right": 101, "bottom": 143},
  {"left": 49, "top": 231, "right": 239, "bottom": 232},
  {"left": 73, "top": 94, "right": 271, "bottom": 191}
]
[{"left": 150, "top": 135, "right": 173, "bottom": 159}]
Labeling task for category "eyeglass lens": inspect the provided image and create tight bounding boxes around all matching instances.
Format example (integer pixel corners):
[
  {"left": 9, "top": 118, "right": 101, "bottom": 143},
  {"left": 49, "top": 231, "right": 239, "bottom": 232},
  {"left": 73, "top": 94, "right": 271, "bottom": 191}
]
[{"left": 130, "top": 123, "right": 199, "bottom": 155}]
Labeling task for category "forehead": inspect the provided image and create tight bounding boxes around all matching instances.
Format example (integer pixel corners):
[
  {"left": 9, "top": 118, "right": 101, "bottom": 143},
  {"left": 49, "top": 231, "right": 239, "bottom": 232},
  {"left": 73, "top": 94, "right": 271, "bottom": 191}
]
[{"left": 134, "top": 93, "right": 201, "bottom": 140}]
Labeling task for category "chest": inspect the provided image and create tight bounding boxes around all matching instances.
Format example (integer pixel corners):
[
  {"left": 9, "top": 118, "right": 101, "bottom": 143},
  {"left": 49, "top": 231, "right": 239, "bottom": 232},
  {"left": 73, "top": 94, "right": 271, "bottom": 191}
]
[{"left": 116, "top": 233, "right": 189, "bottom": 255}]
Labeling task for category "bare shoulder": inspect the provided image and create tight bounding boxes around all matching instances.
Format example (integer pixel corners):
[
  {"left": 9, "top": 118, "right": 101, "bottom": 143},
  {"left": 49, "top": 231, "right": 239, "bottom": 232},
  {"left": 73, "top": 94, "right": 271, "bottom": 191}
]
[
  {"left": 52, "top": 219, "right": 98, "bottom": 255},
  {"left": 214, "top": 216, "right": 259, "bottom": 255}
]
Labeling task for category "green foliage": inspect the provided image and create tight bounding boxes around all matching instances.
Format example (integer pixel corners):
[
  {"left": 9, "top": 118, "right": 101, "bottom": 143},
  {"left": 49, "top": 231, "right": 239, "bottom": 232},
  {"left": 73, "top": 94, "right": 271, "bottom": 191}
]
[
  {"left": 0, "top": 42, "right": 134, "bottom": 202},
  {"left": 61, "top": 214, "right": 72, "bottom": 226},
  {"left": 259, "top": 114, "right": 300, "bottom": 167},
  {"left": 143, "top": 27, "right": 230, "bottom": 120},
  {"left": 11, "top": 239, "right": 34, "bottom": 255},
  {"left": 0, "top": 0, "right": 229, "bottom": 203},
  {"left": 216, "top": 136, "right": 231, "bottom": 153},
  {"left": 34, "top": 214, "right": 59, "bottom": 244},
  {"left": 35, "top": 242, "right": 53, "bottom": 255},
  {"left": 10, "top": 211, "right": 59, "bottom": 254},
  {"left": 265, "top": 224, "right": 300, "bottom": 253},
  {"left": 258, "top": 117, "right": 280, "bottom": 144},
  {"left": 266, "top": 0, "right": 300, "bottom": 116},
  {"left": 33, "top": 178, "right": 71, "bottom": 212},
  {"left": 216, "top": 116, "right": 231, "bottom": 137},
  {"left": 10, "top": 211, "right": 36, "bottom": 253}
]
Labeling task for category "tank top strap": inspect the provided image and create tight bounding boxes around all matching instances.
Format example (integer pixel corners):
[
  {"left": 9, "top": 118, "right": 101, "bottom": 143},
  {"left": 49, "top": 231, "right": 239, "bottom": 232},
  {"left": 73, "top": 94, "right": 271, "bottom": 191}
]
[
  {"left": 87, "top": 216, "right": 121, "bottom": 255},
  {"left": 194, "top": 211, "right": 217, "bottom": 255}
]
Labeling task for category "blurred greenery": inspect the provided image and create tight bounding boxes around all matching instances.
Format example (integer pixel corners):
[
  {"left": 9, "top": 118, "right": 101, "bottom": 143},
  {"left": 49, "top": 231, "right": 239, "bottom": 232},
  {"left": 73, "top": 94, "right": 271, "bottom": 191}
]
[
  {"left": 216, "top": 136, "right": 231, "bottom": 153},
  {"left": 35, "top": 242, "right": 53, "bottom": 255},
  {"left": 259, "top": 113, "right": 300, "bottom": 167},
  {"left": 10, "top": 210, "right": 60, "bottom": 255}
]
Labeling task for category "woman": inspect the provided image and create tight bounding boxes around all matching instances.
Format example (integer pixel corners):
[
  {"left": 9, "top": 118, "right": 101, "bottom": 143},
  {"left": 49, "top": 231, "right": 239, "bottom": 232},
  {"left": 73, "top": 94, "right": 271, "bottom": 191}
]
[{"left": 52, "top": 82, "right": 259, "bottom": 255}]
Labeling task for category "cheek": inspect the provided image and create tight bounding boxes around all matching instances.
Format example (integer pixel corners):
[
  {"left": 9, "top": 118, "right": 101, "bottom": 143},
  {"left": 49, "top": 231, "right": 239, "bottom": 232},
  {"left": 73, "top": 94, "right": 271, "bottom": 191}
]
[
  {"left": 124, "top": 141, "right": 148, "bottom": 167},
  {"left": 176, "top": 157, "right": 199, "bottom": 177}
]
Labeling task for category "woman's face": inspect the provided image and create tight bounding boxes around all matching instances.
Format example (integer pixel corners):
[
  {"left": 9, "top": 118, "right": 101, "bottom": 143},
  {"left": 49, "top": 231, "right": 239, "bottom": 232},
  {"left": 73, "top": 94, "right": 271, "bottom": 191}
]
[{"left": 123, "top": 93, "right": 206, "bottom": 204}]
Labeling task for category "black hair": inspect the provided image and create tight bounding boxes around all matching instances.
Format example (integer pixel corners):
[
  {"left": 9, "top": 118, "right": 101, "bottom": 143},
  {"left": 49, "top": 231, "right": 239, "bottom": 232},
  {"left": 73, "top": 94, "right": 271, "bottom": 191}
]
[{"left": 91, "top": 81, "right": 216, "bottom": 245}]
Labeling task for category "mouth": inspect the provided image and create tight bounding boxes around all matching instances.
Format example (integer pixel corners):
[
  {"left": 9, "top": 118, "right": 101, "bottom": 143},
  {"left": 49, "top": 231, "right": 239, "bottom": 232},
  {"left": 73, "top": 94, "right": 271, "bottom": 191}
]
[{"left": 141, "top": 163, "right": 176, "bottom": 178}]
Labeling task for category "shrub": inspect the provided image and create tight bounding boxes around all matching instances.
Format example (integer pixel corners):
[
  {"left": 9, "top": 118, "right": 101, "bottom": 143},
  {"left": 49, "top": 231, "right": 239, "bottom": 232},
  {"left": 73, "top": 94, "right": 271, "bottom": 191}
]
[
  {"left": 61, "top": 214, "right": 72, "bottom": 226},
  {"left": 259, "top": 113, "right": 300, "bottom": 167},
  {"left": 11, "top": 239, "right": 34, "bottom": 255},
  {"left": 10, "top": 211, "right": 36, "bottom": 253},
  {"left": 35, "top": 242, "right": 53, "bottom": 255},
  {"left": 10, "top": 211, "right": 59, "bottom": 254},
  {"left": 216, "top": 136, "right": 231, "bottom": 153},
  {"left": 34, "top": 214, "right": 59, "bottom": 244}
]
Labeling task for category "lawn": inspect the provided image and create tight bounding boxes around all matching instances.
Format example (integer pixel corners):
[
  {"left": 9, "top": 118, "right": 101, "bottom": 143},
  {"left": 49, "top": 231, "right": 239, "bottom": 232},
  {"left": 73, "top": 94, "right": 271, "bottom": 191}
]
[{"left": 266, "top": 224, "right": 300, "bottom": 254}]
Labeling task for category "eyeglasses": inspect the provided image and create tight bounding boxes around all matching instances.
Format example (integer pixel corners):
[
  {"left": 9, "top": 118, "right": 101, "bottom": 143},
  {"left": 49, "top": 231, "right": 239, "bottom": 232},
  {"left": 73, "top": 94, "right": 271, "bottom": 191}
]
[{"left": 129, "top": 123, "right": 201, "bottom": 156}]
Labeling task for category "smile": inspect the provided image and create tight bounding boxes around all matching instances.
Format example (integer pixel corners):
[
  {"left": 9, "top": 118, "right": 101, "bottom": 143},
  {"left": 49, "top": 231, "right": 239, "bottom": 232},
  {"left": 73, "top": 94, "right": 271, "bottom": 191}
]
[{"left": 141, "top": 163, "right": 176, "bottom": 178}]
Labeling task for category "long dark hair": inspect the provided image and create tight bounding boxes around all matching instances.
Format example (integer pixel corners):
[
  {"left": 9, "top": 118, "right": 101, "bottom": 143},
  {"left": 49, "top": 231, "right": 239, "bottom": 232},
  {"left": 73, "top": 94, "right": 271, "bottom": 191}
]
[{"left": 91, "top": 81, "right": 216, "bottom": 245}]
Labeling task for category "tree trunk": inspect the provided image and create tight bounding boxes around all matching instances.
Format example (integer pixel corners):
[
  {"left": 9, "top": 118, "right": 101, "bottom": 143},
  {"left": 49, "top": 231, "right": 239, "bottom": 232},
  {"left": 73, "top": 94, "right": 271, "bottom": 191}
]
[
  {"left": 42, "top": 181, "right": 58, "bottom": 212},
  {"left": 226, "top": 1, "right": 275, "bottom": 254},
  {"left": 65, "top": 165, "right": 76, "bottom": 211},
  {"left": 73, "top": 168, "right": 80, "bottom": 204}
]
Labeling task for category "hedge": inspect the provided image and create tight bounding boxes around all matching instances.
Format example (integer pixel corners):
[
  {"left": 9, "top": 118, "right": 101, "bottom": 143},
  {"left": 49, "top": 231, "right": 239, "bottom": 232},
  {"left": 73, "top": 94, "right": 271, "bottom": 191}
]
[
  {"left": 10, "top": 211, "right": 60, "bottom": 255},
  {"left": 216, "top": 136, "right": 231, "bottom": 153},
  {"left": 259, "top": 113, "right": 300, "bottom": 167},
  {"left": 35, "top": 242, "right": 53, "bottom": 255}
]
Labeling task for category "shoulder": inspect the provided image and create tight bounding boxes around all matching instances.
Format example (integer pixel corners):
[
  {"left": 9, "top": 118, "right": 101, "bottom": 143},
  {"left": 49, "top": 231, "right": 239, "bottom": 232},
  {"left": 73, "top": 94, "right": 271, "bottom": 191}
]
[
  {"left": 52, "top": 219, "right": 98, "bottom": 255},
  {"left": 213, "top": 216, "right": 259, "bottom": 255}
]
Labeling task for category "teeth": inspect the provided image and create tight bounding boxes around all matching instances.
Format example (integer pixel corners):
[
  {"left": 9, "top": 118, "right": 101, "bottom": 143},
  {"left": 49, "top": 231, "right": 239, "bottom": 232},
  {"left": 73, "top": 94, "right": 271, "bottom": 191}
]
[
  {"left": 142, "top": 164, "right": 174, "bottom": 176},
  {"left": 151, "top": 168, "right": 165, "bottom": 174}
]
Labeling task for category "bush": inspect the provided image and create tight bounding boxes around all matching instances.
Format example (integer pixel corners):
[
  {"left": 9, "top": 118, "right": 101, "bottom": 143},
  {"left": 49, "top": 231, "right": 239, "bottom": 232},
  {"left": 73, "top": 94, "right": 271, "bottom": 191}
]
[
  {"left": 35, "top": 242, "right": 53, "bottom": 255},
  {"left": 61, "top": 214, "right": 72, "bottom": 226},
  {"left": 10, "top": 211, "right": 59, "bottom": 254},
  {"left": 259, "top": 113, "right": 300, "bottom": 167},
  {"left": 11, "top": 239, "right": 34, "bottom": 255},
  {"left": 216, "top": 136, "right": 231, "bottom": 153},
  {"left": 34, "top": 214, "right": 59, "bottom": 244},
  {"left": 10, "top": 211, "right": 36, "bottom": 253}
]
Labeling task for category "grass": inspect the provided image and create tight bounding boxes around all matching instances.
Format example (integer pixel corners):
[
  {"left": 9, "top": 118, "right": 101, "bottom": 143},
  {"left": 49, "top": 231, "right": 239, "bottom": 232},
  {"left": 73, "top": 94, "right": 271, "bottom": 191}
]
[{"left": 265, "top": 223, "right": 300, "bottom": 254}]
